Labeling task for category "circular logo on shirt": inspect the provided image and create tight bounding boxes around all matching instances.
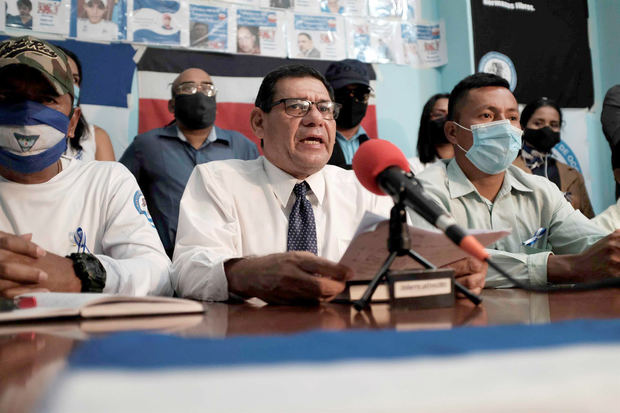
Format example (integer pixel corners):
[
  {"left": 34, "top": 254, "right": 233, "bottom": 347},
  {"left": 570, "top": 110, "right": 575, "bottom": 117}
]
[
  {"left": 133, "top": 190, "right": 155, "bottom": 228},
  {"left": 478, "top": 51, "right": 517, "bottom": 92}
]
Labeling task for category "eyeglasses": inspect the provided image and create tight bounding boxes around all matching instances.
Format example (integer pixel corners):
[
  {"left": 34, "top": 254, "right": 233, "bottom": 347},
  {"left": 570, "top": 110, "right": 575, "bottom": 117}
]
[
  {"left": 174, "top": 82, "right": 217, "bottom": 97},
  {"left": 270, "top": 98, "right": 341, "bottom": 120}
]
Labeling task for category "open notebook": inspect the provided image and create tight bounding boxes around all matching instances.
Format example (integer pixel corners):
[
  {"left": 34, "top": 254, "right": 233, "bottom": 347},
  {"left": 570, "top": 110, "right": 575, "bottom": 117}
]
[{"left": 0, "top": 293, "right": 204, "bottom": 323}]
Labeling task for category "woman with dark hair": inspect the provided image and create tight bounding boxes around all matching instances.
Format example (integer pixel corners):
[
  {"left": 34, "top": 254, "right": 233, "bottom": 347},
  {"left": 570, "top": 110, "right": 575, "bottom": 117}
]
[
  {"left": 410, "top": 93, "right": 452, "bottom": 173},
  {"left": 513, "top": 97, "right": 593, "bottom": 217},
  {"left": 57, "top": 46, "right": 115, "bottom": 161}
]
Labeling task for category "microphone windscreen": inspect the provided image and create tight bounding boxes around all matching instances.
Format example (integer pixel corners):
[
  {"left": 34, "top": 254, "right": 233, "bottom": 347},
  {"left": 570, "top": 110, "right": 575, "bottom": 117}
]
[{"left": 352, "top": 139, "right": 411, "bottom": 195}]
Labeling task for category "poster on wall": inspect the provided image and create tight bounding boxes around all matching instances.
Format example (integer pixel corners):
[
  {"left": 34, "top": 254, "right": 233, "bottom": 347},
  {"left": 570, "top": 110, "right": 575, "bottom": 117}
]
[
  {"left": 232, "top": 7, "right": 286, "bottom": 57},
  {"left": 188, "top": 2, "right": 232, "bottom": 52},
  {"left": 294, "top": 0, "right": 367, "bottom": 15},
  {"left": 295, "top": 0, "right": 368, "bottom": 16},
  {"left": 5, "top": 0, "right": 71, "bottom": 34},
  {"left": 367, "top": 0, "right": 404, "bottom": 19},
  {"left": 323, "top": 0, "right": 367, "bottom": 15},
  {"left": 286, "top": 12, "right": 345, "bottom": 60},
  {"left": 405, "top": 0, "right": 416, "bottom": 21},
  {"left": 259, "top": 0, "right": 292, "bottom": 10},
  {"left": 70, "top": 0, "right": 127, "bottom": 41},
  {"left": 219, "top": 0, "right": 258, "bottom": 6},
  {"left": 293, "top": 0, "right": 320, "bottom": 14},
  {"left": 127, "top": 0, "right": 188, "bottom": 46},
  {"left": 0, "top": 5, "right": 5, "bottom": 31},
  {"left": 415, "top": 21, "right": 446, "bottom": 68},
  {"left": 345, "top": 17, "right": 401, "bottom": 63},
  {"left": 470, "top": 0, "right": 593, "bottom": 108},
  {"left": 399, "top": 21, "right": 419, "bottom": 66}
]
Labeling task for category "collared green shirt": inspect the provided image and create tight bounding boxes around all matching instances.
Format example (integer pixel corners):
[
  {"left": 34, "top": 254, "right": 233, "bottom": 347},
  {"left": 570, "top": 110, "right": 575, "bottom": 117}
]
[{"left": 413, "top": 159, "right": 606, "bottom": 287}]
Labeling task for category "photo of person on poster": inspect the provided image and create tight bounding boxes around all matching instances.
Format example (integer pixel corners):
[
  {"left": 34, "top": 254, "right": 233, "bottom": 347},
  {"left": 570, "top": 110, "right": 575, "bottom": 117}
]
[
  {"left": 321, "top": 0, "right": 344, "bottom": 14},
  {"left": 162, "top": 13, "right": 173, "bottom": 30},
  {"left": 5, "top": 0, "right": 33, "bottom": 29},
  {"left": 237, "top": 25, "right": 260, "bottom": 55},
  {"left": 269, "top": 0, "right": 291, "bottom": 8},
  {"left": 190, "top": 21, "right": 209, "bottom": 47},
  {"left": 297, "top": 32, "right": 320, "bottom": 58},
  {"left": 77, "top": 0, "right": 119, "bottom": 40}
]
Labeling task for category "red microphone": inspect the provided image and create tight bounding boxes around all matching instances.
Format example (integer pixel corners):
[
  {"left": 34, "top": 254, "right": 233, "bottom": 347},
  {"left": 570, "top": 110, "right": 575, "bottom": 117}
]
[
  {"left": 353, "top": 139, "right": 411, "bottom": 195},
  {"left": 352, "top": 139, "right": 489, "bottom": 262}
]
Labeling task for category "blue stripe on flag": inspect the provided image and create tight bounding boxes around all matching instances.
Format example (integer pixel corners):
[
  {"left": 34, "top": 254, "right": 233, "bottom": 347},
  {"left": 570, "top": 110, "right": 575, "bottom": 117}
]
[{"left": 67, "top": 318, "right": 620, "bottom": 370}]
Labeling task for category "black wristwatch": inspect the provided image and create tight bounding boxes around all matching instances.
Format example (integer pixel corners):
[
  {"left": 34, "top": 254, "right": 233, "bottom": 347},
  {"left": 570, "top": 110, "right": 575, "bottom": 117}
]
[{"left": 66, "top": 253, "right": 107, "bottom": 293}]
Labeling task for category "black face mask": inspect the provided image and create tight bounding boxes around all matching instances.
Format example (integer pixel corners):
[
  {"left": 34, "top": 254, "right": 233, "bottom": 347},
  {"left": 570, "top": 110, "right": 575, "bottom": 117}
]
[
  {"left": 428, "top": 117, "right": 448, "bottom": 144},
  {"left": 334, "top": 89, "right": 368, "bottom": 129},
  {"left": 523, "top": 126, "right": 560, "bottom": 153},
  {"left": 174, "top": 93, "right": 216, "bottom": 130}
]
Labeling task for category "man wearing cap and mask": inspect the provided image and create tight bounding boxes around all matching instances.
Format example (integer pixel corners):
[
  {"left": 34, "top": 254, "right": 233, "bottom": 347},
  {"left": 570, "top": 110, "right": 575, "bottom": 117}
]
[
  {"left": 324, "top": 59, "right": 373, "bottom": 170},
  {"left": 412, "top": 72, "right": 620, "bottom": 289},
  {"left": 120, "top": 68, "right": 258, "bottom": 258},
  {"left": 0, "top": 36, "right": 171, "bottom": 298}
]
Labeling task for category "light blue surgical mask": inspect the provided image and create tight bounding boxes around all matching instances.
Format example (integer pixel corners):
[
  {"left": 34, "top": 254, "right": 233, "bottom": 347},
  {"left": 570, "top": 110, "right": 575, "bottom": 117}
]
[
  {"left": 73, "top": 84, "right": 80, "bottom": 108},
  {"left": 453, "top": 119, "right": 523, "bottom": 175}
]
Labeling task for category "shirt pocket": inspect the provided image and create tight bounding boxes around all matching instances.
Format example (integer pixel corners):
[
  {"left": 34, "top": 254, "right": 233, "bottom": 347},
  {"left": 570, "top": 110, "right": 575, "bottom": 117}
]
[{"left": 522, "top": 244, "right": 552, "bottom": 255}]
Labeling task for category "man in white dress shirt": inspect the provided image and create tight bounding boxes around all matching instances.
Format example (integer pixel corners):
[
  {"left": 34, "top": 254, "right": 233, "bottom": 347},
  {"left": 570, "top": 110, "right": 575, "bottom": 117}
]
[{"left": 172, "top": 64, "right": 486, "bottom": 304}]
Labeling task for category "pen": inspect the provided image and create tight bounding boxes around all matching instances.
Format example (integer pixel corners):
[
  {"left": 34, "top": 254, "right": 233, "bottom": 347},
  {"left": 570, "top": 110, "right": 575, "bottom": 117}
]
[{"left": 0, "top": 297, "right": 37, "bottom": 312}]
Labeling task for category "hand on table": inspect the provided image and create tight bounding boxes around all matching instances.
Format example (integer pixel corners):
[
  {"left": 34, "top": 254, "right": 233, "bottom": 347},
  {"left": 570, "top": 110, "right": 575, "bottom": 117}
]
[
  {"left": 225, "top": 251, "right": 354, "bottom": 305},
  {"left": 548, "top": 229, "right": 620, "bottom": 284},
  {"left": 0, "top": 231, "right": 80, "bottom": 298},
  {"left": 442, "top": 256, "right": 487, "bottom": 297}
]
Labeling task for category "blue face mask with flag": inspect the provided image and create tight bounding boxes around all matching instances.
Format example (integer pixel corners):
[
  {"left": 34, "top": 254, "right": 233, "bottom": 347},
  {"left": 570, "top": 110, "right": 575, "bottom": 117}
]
[
  {"left": 453, "top": 119, "right": 523, "bottom": 175},
  {"left": 0, "top": 101, "right": 69, "bottom": 174}
]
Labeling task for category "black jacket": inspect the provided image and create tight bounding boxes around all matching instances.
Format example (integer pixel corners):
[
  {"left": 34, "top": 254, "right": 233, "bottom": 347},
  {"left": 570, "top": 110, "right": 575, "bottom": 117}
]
[{"left": 327, "top": 133, "right": 369, "bottom": 170}]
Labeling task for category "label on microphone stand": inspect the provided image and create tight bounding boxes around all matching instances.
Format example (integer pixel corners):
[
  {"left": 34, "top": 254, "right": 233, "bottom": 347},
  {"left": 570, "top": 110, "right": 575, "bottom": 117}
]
[
  {"left": 333, "top": 269, "right": 455, "bottom": 307},
  {"left": 393, "top": 278, "right": 452, "bottom": 298},
  {"left": 387, "top": 269, "right": 455, "bottom": 309}
]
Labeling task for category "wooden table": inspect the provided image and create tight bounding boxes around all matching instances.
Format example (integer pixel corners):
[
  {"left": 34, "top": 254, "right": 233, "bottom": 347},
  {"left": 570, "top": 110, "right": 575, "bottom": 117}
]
[{"left": 1, "top": 288, "right": 619, "bottom": 412}]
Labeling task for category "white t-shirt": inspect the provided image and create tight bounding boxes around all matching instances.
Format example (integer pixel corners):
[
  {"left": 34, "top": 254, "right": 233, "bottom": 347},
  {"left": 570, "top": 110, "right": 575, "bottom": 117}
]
[
  {"left": 0, "top": 156, "right": 172, "bottom": 296},
  {"left": 65, "top": 123, "right": 96, "bottom": 162},
  {"left": 172, "top": 156, "right": 394, "bottom": 301},
  {"left": 77, "top": 18, "right": 119, "bottom": 41}
]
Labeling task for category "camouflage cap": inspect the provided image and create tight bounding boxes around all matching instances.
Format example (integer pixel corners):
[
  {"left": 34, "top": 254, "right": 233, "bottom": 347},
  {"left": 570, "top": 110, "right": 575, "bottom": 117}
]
[{"left": 0, "top": 36, "right": 74, "bottom": 98}]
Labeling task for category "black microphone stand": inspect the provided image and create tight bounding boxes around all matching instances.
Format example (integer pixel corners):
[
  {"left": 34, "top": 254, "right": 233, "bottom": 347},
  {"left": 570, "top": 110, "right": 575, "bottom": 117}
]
[{"left": 353, "top": 200, "right": 482, "bottom": 311}]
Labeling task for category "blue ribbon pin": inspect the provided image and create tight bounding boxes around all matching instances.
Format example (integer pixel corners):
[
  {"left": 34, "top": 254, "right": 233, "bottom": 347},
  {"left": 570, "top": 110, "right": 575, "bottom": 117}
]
[{"left": 523, "top": 227, "right": 547, "bottom": 246}]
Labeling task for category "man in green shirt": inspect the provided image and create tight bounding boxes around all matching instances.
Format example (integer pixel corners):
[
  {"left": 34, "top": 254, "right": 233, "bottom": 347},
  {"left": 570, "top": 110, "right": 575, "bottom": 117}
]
[{"left": 414, "top": 73, "right": 619, "bottom": 287}]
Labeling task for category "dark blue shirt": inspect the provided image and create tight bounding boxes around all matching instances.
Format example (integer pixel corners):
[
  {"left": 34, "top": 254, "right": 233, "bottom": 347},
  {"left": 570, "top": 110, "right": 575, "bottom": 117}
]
[{"left": 120, "top": 124, "right": 259, "bottom": 257}]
